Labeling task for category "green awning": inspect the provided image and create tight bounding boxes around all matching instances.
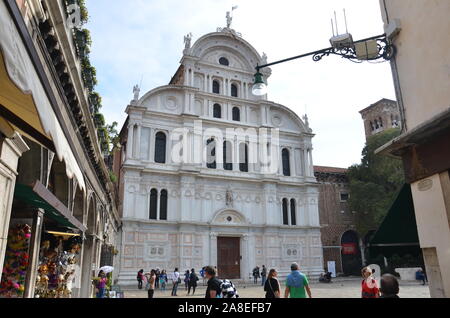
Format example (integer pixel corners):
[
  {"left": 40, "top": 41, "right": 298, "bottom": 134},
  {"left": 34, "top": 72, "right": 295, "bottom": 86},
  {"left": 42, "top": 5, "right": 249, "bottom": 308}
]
[
  {"left": 369, "top": 184, "right": 420, "bottom": 257},
  {"left": 14, "top": 181, "right": 86, "bottom": 232}
]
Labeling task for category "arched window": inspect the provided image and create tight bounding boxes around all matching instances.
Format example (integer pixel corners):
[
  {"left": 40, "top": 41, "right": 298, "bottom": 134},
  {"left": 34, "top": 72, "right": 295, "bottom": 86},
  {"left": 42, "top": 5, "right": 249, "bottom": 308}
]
[
  {"left": 149, "top": 189, "right": 158, "bottom": 220},
  {"left": 282, "top": 148, "right": 291, "bottom": 176},
  {"left": 239, "top": 143, "right": 249, "bottom": 172},
  {"left": 155, "top": 132, "right": 167, "bottom": 163},
  {"left": 379, "top": 117, "right": 383, "bottom": 127},
  {"left": 282, "top": 199, "right": 289, "bottom": 225},
  {"left": 213, "top": 104, "right": 222, "bottom": 119},
  {"left": 232, "top": 107, "right": 240, "bottom": 121},
  {"left": 206, "top": 138, "right": 217, "bottom": 169},
  {"left": 290, "top": 199, "right": 297, "bottom": 226},
  {"left": 223, "top": 141, "right": 233, "bottom": 171},
  {"left": 213, "top": 80, "right": 220, "bottom": 94},
  {"left": 160, "top": 189, "right": 168, "bottom": 220},
  {"left": 231, "top": 84, "right": 238, "bottom": 97},
  {"left": 219, "top": 57, "right": 229, "bottom": 66}
]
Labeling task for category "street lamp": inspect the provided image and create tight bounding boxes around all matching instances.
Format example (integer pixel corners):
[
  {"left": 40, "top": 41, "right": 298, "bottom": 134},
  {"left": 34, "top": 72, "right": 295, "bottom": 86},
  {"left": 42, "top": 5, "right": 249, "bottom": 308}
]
[
  {"left": 252, "top": 33, "right": 395, "bottom": 96},
  {"left": 251, "top": 71, "right": 267, "bottom": 96}
]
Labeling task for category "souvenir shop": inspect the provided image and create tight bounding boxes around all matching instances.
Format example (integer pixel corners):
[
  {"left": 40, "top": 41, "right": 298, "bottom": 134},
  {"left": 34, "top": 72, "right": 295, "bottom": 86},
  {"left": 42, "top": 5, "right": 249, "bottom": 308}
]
[{"left": 0, "top": 181, "right": 86, "bottom": 298}]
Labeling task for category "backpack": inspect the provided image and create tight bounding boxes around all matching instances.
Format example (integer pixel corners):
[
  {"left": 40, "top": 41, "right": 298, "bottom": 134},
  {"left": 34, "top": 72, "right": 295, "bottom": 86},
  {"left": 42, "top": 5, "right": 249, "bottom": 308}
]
[{"left": 220, "top": 279, "right": 239, "bottom": 298}]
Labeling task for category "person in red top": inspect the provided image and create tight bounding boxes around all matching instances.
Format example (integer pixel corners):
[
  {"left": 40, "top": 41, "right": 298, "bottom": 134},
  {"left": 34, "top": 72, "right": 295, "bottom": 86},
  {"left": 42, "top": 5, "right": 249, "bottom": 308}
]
[{"left": 361, "top": 266, "right": 380, "bottom": 298}]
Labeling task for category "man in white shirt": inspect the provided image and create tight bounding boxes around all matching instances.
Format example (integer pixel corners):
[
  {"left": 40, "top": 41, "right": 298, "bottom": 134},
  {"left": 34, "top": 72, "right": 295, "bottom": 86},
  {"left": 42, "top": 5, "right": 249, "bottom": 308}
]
[{"left": 171, "top": 268, "right": 180, "bottom": 296}]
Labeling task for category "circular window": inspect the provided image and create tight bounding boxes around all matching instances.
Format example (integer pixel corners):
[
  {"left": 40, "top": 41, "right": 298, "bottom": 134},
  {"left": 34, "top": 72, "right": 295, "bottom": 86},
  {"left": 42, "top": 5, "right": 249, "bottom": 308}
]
[
  {"left": 227, "top": 216, "right": 233, "bottom": 222},
  {"left": 219, "top": 57, "right": 229, "bottom": 66}
]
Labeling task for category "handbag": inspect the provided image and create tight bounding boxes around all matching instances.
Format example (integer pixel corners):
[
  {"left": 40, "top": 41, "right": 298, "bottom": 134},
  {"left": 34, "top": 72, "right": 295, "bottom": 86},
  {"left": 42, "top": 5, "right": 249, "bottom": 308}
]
[{"left": 267, "top": 279, "right": 280, "bottom": 298}]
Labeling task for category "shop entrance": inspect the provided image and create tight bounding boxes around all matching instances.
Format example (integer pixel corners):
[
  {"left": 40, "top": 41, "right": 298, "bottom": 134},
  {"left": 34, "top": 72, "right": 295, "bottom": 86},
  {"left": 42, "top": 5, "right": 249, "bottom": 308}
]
[{"left": 217, "top": 237, "right": 240, "bottom": 279}]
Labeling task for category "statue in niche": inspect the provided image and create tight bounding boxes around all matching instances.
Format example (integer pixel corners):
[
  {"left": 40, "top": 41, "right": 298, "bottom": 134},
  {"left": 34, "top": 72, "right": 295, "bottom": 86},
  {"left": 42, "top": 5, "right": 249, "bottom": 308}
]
[{"left": 226, "top": 188, "right": 233, "bottom": 207}]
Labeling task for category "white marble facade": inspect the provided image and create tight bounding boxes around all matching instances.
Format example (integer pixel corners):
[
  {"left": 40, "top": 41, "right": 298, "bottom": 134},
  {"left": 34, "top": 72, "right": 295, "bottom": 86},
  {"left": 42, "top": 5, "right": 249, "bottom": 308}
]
[{"left": 117, "top": 28, "right": 323, "bottom": 286}]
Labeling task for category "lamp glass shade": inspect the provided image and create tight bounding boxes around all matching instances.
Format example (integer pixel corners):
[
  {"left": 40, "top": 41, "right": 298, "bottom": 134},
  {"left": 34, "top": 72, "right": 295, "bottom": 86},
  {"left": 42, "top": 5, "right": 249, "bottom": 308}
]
[
  {"left": 252, "top": 83, "right": 268, "bottom": 96},
  {"left": 252, "top": 72, "right": 267, "bottom": 96}
]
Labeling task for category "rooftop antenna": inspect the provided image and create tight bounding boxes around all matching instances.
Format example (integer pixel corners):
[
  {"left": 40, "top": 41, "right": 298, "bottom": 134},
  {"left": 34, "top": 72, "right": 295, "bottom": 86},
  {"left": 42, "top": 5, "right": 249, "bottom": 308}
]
[
  {"left": 331, "top": 18, "right": 335, "bottom": 37},
  {"left": 343, "top": 8, "right": 349, "bottom": 33},
  {"left": 334, "top": 11, "right": 339, "bottom": 35}
]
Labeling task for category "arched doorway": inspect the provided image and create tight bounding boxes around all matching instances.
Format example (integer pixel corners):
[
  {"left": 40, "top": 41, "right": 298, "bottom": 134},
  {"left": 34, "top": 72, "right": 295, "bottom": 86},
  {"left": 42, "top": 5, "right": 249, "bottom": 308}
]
[{"left": 341, "top": 230, "right": 362, "bottom": 276}]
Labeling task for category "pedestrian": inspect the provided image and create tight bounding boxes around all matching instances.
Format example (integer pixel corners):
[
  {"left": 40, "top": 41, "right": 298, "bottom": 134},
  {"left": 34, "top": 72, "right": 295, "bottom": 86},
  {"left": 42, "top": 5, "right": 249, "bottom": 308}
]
[
  {"left": 380, "top": 274, "right": 400, "bottom": 298},
  {"left": 171, "top": 268, "right": 180, "bottom": 296},
  {"left": 361, "top": 266, "right": 380, "bottom": 298},
  {"left": 155, "top": 268, "right": 160, "bottom": 289},
  {"left": 137, "top": 269, "right": 144, "bottom": 289},
  {"left": 188, "top": 268, "right": 199, "bottom": 295},
  {"left": 204, "top": 266, "right": 222, "bottom": 298},
  {"left": 252, "top": 266, "right": 260, "bottom": 285},
  {"left": 184, "top": 270, "right": 190, "bottom": 291},
  {"left": 96, "top": 270, "right": 107, "bottom": 298},
  {"left": 160, "top": 270, "right": 167, "bottom": 291},
  {"left": 200, "top": 267, "right": 206, "bottom": 286},
  {"left": 264, "top": 269, "right": 280, "bottom": 298},
  {"left": 147, "top": 269, "right": 156, "bottom": 298},
  {"left": 261, "top": 265, "right": 267, "bottom": 287},
  {"left": 416, "top": 268, "right": 427, "bottom": 285},
  {"left": 285, "top": 263, "right": 312, "bottom": 298}
]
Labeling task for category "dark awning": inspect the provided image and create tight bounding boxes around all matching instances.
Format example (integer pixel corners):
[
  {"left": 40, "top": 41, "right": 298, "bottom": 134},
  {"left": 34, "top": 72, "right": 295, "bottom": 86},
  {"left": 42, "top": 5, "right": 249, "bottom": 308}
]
[
  {"left": 368, "top": 184, "right": 420, "bottom": 257},
  {"left": 14, "top": 181, "right": 86, "bottom": 232}
]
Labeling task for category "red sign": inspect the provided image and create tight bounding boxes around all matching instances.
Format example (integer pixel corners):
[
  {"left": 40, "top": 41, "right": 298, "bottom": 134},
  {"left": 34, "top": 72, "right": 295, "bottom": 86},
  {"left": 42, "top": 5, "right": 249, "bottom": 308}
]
[{"left": 342, "top": 243, "right": 357, "bottom": 255}]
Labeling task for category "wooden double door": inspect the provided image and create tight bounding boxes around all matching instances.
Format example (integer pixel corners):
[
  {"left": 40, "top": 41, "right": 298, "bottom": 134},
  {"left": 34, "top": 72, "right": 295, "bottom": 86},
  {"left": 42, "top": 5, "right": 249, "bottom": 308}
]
[{"left": 217, "top": 237, "right": 241, "bottom": 279}]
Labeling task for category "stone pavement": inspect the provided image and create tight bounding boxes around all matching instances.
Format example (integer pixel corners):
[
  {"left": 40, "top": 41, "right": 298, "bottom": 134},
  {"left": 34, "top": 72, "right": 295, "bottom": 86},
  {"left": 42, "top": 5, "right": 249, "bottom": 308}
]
[{"left": 124, "top": 278, "right": 430, "bottom": 298}]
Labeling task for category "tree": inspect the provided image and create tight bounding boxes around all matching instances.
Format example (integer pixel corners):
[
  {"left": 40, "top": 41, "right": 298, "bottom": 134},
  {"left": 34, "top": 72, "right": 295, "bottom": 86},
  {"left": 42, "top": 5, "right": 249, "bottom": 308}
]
[{"left": 348, "top": 128, "right": 405, "bottom": 236}]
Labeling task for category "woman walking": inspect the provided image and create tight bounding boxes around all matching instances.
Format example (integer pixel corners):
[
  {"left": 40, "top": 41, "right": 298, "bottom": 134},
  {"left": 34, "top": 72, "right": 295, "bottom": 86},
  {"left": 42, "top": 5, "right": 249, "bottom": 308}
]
[
  {"left": 264, "top": 269, "right": 281, "bottom": 298},
  {"left": 361, "top": 266, "right": 380, "bottom": 298},
  {"left": 188, "top": 268, "right": 199, "bottom": 296},
  {"left": 184, "top": 270, "right": 190, "bottom": 291},
  {"left": 96, "top": 270, "right": 107, "bottom": 298}
]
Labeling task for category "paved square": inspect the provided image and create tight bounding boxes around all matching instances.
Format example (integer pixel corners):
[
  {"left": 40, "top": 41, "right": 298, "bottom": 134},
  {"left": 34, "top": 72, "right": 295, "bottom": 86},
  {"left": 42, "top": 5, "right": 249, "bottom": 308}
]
[{"left": 124, "top": 279, "right": 430, "bottom": 298}]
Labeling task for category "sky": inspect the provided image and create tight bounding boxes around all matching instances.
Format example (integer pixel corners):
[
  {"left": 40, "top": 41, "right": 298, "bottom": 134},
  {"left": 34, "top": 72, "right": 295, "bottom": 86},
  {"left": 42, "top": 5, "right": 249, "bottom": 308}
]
[{"left": 85, "top": 0, "right": 396, "bottom": 168}]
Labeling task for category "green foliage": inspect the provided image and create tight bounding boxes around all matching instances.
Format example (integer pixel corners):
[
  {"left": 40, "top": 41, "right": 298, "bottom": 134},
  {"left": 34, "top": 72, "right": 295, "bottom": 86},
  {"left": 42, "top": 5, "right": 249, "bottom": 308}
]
[
  {"left": 109, "top": 171, "right": 118, "bottom": 183},
  {"left": 348, "top": 128, "right": 405, "bottom": 236}
]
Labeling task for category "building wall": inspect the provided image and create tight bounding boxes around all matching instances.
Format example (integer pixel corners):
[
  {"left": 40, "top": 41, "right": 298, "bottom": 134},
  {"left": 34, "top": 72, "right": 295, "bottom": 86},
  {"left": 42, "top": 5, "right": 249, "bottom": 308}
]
[
  {"left": 380, "top": 0, "right": 450, "bottom": 297},
  {"left": 360, "top": 99, "right": 400, "bottom": 139},
  {"left": 117, "top": 29, "right": 324, "bottom": 285},
  {"left": 315, "top": 168, "right": 360, "bottom": 275},
  {"left": 380, "top": 0, "right": 450, "bottom": 130}
]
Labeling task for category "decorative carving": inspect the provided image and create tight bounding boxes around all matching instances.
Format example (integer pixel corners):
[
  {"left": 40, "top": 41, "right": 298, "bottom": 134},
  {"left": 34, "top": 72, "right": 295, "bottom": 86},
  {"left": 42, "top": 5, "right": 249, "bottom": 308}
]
[
  {"left": 184, "top": 33, "right": 193, "bottom": 50},
  {"left": 133, "top": 84, "right": 140, "bottom": 101}
]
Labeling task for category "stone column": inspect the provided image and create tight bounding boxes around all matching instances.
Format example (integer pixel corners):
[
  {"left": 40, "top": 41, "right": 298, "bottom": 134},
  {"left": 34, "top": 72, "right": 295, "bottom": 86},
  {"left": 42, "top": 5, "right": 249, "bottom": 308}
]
[
  {"left": 149, "top": 128, "right": 155, "bottom": 163},
  {"left": 241, "top": 234, "right": 250, "bottom": 281},
  {"left": 209, "top": 232, "right": 218, "bottom": 267},
  {"left": 0, "top": 134, "right": 29, "bottom": 282},
  {"left": 136, "top": 125, "right": 141, "bottom": 159},
  {"left": 126, "top": 125, "right": 134, "bottom": 159},
  {"left": 289, "top": 147, "right": 295, "bottom": 176},
  {"left": 23, "top": 209, "right": 44, "bottom": 298}
]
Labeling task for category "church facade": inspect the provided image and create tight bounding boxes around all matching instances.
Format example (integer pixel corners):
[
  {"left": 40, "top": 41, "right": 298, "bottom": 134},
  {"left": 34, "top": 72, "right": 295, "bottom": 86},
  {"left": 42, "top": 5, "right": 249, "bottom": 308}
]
[{"left": 115, "top": 26, "right": 323, "bottom": 286}]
